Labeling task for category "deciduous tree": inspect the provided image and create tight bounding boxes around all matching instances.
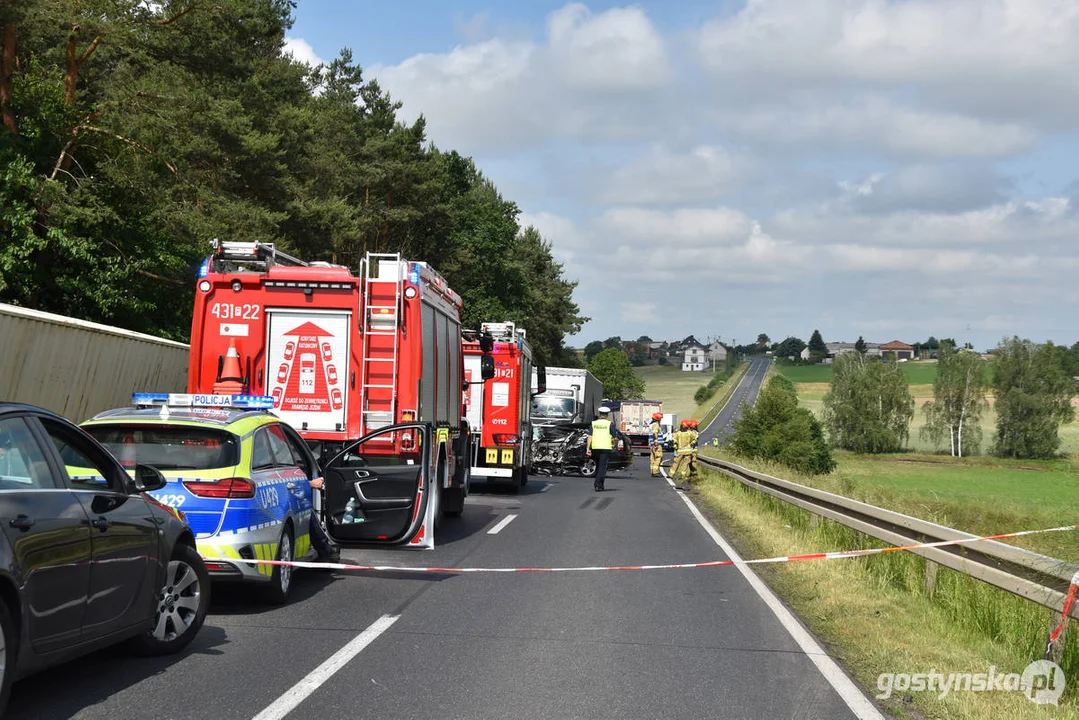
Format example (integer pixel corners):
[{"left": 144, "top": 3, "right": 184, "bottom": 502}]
[
  {"left": 589, "top": 348, "right": 645, "bottom": 401},
  {"left": 991, "top": 337, "right": 1076, "bottom": 459},
  {"left": 920, "top": 342, "right": 987, "bottom": 456},
  {"left": 823, "top": 353, "right": 914, "bottom": 453}
]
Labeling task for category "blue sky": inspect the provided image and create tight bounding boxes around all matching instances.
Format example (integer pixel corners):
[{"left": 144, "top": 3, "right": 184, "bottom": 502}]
[{"left": 286, "top": 0, "right": 1079, "bottom": 351}]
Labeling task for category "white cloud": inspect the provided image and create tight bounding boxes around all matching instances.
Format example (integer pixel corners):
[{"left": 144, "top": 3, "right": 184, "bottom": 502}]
[
  {"left": 697, "top": 0, "right": 1079, "bottom": 128},
  {"left": 716, "top": 97, "right": 1037, "bottom": 159},
  {"left": 621, "top": 302, "right": 659, "bottom": 324},
  {"left": 595, "top": 145, "right": 756, "bottom": 205},
  {"left": 371, "top": 4, "right": 673, "bottom": 154},
  {"left": 283, "top": 37, "right": 326, "bottom": 67}
]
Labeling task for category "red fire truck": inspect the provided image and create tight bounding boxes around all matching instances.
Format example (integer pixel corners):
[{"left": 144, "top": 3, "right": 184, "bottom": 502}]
[
  {"left": 188, "top": 240, "right": 492, "bottom": 548},
  {"left": 463, "top": 322, "right": 546, "bottom": 493}
]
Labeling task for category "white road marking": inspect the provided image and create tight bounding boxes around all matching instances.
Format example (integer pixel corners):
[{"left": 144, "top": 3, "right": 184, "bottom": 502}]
[
  {"left": 540, "top": 483, "right": 553, "bottom": 493},
  {"left": 251, "top": 614, "right": 399, "bottom": 720},
  {"left": 487, "top": 514, "right": 518, "bottom": 535},
  {"left": 661, "top": 468, "right": 884, "bottom": 719}
]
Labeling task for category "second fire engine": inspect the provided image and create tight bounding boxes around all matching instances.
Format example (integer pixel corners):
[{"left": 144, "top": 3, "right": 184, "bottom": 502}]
[{"left": 463, "top": 322, "right": 546, "bottom": 492}]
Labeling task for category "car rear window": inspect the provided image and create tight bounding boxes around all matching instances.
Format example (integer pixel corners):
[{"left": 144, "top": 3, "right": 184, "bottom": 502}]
[{"left": 83, "top": 424, "right": 240, "bottom": 471}]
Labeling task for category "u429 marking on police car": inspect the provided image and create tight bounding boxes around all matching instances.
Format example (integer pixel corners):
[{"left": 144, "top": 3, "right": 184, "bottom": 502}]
[
  {"left": 152, "top": 494, "right": 186, "bottom": 508},
  {"left": 257, "top": 486, "right": 281, "bottom": 508}
]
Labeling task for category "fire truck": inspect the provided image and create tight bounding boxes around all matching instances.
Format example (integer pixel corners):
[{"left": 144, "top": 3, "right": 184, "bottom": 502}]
[
  {"left": 187, "top": 240, "right": 492, "bottom": 548},
  {"left": 462, "top": 322, "right": 546, "bottom": 493}
]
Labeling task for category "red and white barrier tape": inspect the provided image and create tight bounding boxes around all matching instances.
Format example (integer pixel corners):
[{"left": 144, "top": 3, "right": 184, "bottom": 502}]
[
  {"left": 228, "top": 523, "right": 1079, "bottom": 575},
  {"left": 1046, "top": 569, "right": 1079, "bottom": 657}
]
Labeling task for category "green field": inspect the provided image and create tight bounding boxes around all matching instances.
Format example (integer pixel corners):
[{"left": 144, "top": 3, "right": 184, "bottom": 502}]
[
  {"left": 635, "top": 365, "right": 717, "bottom": 419},
  {"left": 777, "top": 360, "right": 940, "bottom": 384}
]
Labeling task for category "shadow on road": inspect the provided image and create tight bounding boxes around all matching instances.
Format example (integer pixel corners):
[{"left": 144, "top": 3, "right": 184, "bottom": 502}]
[{"left": 6, "top": 625, "right": 231, "bottom": 719}]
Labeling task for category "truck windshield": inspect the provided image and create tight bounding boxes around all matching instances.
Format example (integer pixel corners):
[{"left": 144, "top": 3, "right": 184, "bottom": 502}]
[
  {"left": 532, "top": 397, "right": 576, "bottom": 419},
  {"left": 83, "top": 425, "right": 240, "bottom": 470}
]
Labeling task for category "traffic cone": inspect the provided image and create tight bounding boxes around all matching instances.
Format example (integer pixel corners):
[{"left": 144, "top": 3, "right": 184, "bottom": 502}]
[{"left": 213, "top": 340, "right": 246, "bottom": 394}]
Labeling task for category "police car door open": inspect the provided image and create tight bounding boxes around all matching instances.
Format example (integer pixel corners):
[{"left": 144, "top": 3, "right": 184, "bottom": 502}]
[{"left": 265, "top": 309, "right": 350, "bottom": 433}]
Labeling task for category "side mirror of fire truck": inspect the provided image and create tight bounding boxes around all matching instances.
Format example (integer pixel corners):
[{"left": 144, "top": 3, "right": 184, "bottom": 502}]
[
  {"left": 532, "top": 365, "right": 547, "bottom": 397},
  {"left": 479, "top": 332, "right": 495, "bottom": 354},
  {"left": 480, "top": 354, "right": 496, "bottom": 381}
]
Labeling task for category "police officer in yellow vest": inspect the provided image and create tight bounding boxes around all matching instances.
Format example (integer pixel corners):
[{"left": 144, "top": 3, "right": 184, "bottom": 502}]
[
  {"left": 586, "top": 406, "right": 614, "bottom": 491},
  {"left": 648, "top": 411, "right": 664, "bottom": 477}
]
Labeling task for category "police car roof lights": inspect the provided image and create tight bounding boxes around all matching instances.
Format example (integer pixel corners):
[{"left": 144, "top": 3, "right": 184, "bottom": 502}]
[{"left": 132, "top": 393, "right": 275, "bottom": 410}]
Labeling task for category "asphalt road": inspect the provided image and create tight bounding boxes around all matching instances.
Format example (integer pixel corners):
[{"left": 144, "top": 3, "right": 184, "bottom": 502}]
[
  {"left": 8, "top": 396, "right": 881, "bottom": 719},
  {"left": 698, "top": 356, "right": 772, "bottom": 446}
]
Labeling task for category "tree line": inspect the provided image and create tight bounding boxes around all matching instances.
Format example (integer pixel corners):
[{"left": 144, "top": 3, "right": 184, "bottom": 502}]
[
  {"left": 0, "top": 0, "right": 584, "bottom": 365},
  {"left": 727, "top": 337, "right": 1076, "bottom": 475}
]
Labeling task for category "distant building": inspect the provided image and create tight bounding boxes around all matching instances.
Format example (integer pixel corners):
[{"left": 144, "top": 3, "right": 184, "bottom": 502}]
[
  {"left": 880, "top": 340, "right": 915, "bottom": 361},
  {"left": 682, "top": 342, "right": 708, "bottom": 371},
  {"left": 709, "top": 342, "right": 727, "bottom": 364}
]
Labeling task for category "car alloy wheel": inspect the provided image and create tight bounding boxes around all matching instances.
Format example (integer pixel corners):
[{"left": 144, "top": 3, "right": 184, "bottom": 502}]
[
  {"left": 154, "top": 557, "right": 203, "bottom": 643},
  {"left": 278, "top": 532, "right": 293, "bottom": 597},
  {"left": 580, "top": 458, "right": 597, "bottom": 477}
]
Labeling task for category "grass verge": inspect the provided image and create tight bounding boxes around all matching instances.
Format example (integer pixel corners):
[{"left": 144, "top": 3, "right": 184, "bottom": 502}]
[{"left": 690, "top": 456, "right": 1079, "bottom": 719}]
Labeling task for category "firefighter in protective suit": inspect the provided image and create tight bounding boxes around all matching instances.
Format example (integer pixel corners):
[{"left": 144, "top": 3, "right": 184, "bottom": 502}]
[
  {"left": 688, "top": 419, "right": 700, "bottom": 479},
  {"left": 669, "top": 420, "right": 693, "bottom": 486},
  {"left": 648, "top": 411, "right": 664, "bottom": 477}
]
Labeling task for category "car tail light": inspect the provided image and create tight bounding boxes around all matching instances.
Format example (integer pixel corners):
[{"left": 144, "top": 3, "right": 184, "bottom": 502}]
[
  {"left": 493, "top": 433, "right": 519, "bottom": 446},
  {"left": 401, "top": 431, "right": 415, "bottom": 450},
  {"left": 182, "top": 478, "right": 256, "bottom": 499}
]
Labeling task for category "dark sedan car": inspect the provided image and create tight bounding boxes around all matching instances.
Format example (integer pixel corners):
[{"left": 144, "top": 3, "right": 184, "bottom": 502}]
[
  {"left": 530, "top": 423, "right": 634, "bottom": 477},
  {"left": 0, "top": 403, "right": 209, "bottom": 713}
]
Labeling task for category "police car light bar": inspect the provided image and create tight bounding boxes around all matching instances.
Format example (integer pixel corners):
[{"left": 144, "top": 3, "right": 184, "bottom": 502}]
[{"left": 132, "top": 393, "right": 275, "bottom": 410}]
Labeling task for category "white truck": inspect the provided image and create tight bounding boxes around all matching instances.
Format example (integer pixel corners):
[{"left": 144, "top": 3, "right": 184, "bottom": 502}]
[
  {"left": 530, "top": 367, "right": 603, "bottom": 433},
  {"left": 617, "top": 399, "right": 664, "bottom": 452}
]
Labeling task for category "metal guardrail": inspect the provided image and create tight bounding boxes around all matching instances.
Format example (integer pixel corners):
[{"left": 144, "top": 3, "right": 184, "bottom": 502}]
[{"left": 698, "top": 455, "right": 1079, "bottom": 622}]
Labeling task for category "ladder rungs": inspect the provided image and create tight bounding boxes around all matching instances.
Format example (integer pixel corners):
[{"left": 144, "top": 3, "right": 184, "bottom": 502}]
[
  {"left": 365, "top": 358, "right": 395, "bottom": 362},
  {"left": 364, "top": 384, "right": 395, "bottom": 389},
  {"left": 364, "top": 330, "right": 396, "bottom": 336}
]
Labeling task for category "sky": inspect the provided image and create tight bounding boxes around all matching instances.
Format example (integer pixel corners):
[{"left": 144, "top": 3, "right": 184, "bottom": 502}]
[{"left": 284, "top": 0, "right": 1079, "bottom": 352}]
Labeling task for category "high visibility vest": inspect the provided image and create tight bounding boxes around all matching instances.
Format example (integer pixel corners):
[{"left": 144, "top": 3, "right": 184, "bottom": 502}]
[
  {"left": 591, "top": 419, "right": 613, "bottom": 450},
  {"left": 649, "top": 421, "right": 662, "bottom": 445}
]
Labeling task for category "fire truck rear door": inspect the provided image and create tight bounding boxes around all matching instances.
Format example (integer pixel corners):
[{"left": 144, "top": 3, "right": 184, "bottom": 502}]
[
  {"left": 320, "top": 423, "right": 433, "bottom": 546},
  {"left": 265, "top": 309, "right": 350, "bottom": 433}
]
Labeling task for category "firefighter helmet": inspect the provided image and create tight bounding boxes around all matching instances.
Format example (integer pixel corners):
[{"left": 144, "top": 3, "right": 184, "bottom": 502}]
[{"left": 652, "top": 412, "right": 663, "bottom": 422}]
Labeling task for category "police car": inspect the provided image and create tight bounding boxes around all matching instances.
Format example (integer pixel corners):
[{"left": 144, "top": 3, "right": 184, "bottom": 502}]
[{"left": 76, "top": 393, "right": 322, "bottom": 605}]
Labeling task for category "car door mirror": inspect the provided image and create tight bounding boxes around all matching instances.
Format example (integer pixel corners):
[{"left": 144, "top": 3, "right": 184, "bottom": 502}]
[
  {"left": 480, "top": 354, "right": 495, "bottom": 380},
  {"left": 133, "top": 464, "right": 167, "bottom": 493}
]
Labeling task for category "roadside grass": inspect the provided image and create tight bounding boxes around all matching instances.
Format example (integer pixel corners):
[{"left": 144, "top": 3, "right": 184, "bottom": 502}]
[
  {"left": 690, "top": 457, "right": 1079, "bottom": 719},
  {"left": 636, "top": 365, "right": 715, "bottom": 419}
]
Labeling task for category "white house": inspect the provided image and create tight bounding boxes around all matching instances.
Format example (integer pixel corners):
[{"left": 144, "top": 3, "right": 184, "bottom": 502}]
[{"left": 682, "top": 342, "right": 708, "bottom": 371}]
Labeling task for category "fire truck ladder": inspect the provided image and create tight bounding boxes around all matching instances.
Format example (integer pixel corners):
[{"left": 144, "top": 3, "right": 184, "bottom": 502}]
[
  {"left": 360, "top": 252, "right": 403, "bottom": 435},
  {"left": 210, "top": 239, "right": 309, "bottom": 269}
]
